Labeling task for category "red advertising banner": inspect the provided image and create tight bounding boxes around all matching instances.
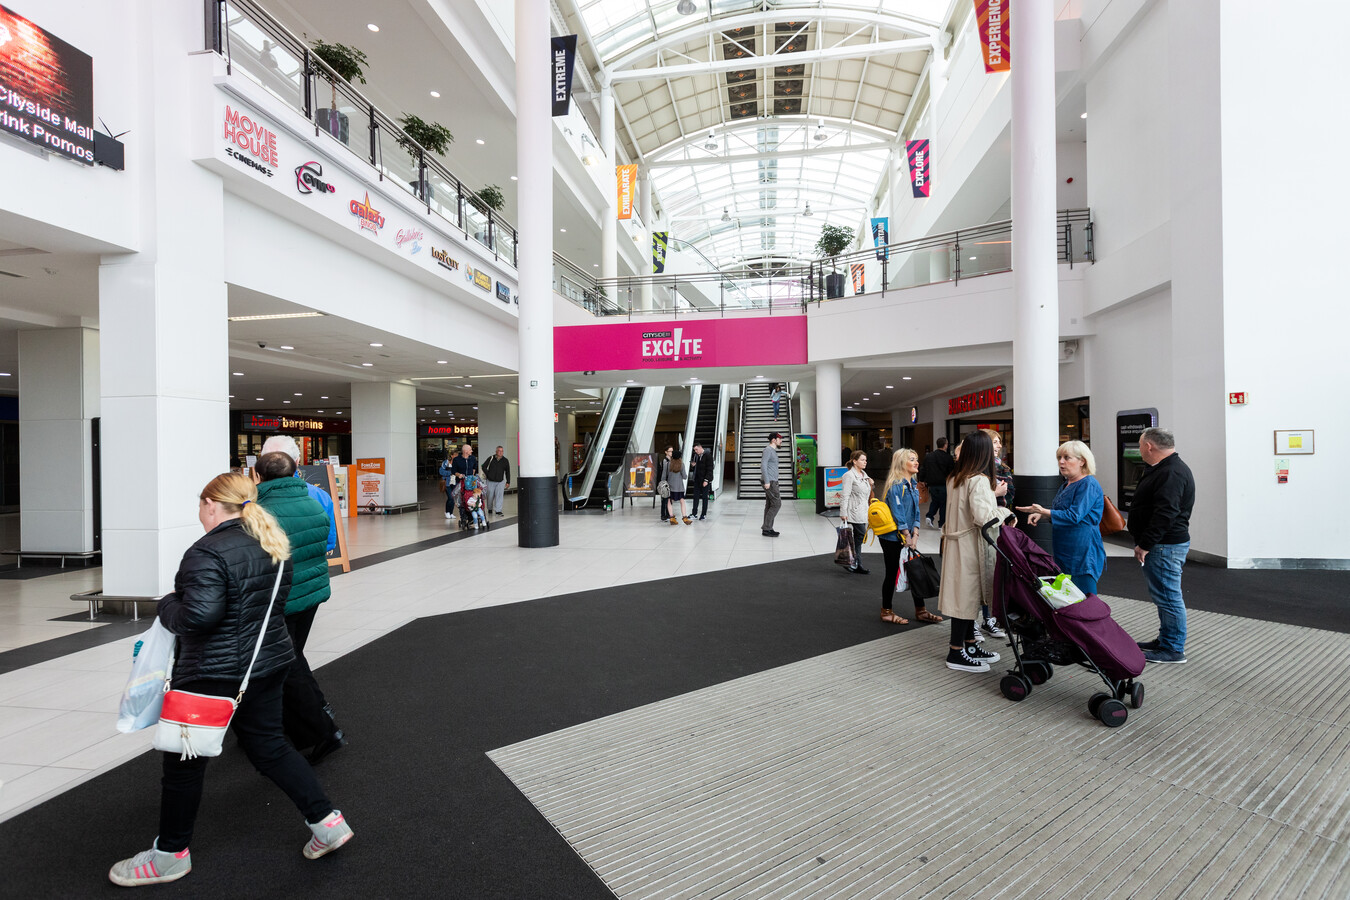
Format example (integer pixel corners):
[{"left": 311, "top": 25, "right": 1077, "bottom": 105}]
[
  {"left": 554, "top": 316, "right": 807, "bottom": 372},
  {"left": 905, "top": 139, "right": 930, "bottom": 198},
  {"left": 975, "top": 0, "right": 1010, "bottom": 73},
  {"left": 850, "top": 263, "right": 866, "bottom": 295}
]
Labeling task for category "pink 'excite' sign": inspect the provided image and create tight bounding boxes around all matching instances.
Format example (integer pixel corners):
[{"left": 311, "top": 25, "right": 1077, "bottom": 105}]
[{"left": 554, "top": 316, "right": 808, "bottom": 372}]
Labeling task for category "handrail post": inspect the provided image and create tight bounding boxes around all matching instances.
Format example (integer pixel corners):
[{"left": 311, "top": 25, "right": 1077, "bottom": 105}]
[
  {"left": 513, "top": 229, "right": 519, "bottom": 268},
  {"left": 302, "top": 49, "right": 312, "bottom": 120},
  {"left": 418, "top": 151, "right": 428, "bottom": 208},
  {"left": 489, "top": 215, "right": 497, "bottom": 259},
  {"left": 1066, "top": 221, "right": 1074, "bottom": 269},
  {"left": 954, "top": 231, "right": 961, "bottom": 285},
  {"left": 368, "top": 104, "right": 377, "bottom": 166}
]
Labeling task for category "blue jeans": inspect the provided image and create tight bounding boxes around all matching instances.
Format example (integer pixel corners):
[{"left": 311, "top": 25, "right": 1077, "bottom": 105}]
[
  {"left": 1067, "top": 573, "right": 1098, "bottom": 596},
  {"left": 1143, "top": 542, "right": 1188, "bottom": 652}
]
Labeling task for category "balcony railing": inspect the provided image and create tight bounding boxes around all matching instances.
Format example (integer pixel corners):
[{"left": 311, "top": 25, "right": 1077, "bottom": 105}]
[
  {"left": 206, "top": 0, "right": 518, "bottom": 267},
  {"left": 556, "top": 209, "right": 1093, "bottom": 317}
]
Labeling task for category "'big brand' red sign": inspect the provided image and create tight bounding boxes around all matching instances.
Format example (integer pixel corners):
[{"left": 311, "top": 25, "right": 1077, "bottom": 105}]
[{"left": 948, "top": 384, "right": 1006, "bottom": 415}]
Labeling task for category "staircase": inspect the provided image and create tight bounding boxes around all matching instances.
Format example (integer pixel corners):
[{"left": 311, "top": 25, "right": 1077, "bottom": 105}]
[
  {"left": 736, "top": 383, "right": 795, "bottom": 500},
  {"left": 588, "top": 387, "right": 644, "bottom": 506}
]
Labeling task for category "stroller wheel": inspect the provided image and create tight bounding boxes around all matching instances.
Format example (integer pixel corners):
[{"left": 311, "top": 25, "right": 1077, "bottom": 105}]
[
  {"left": 1097, "top": 697, "right": 1128, "bottom": 727},
  {"left": 1130, "top": 682, "right": 1145, "bottom": 709},
  {"left": 1025, "top": 661, "right": 1053, "bottom": 685},
  {"left": 1000, "top": 673, "right": 1031, "bottom": 702},
  {"left": 1088, "top": 692, "right": 1111, "bottom": 718}
]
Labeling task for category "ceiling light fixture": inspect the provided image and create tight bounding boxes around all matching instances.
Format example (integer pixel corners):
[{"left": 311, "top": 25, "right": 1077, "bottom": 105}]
[
  {"left": 721, "top": 207, "right": 730, "bottom": 222},
  {"left": 321, "top": 396, "right": 329, "bottom": 399},
  {"left": 802, "top": 201, "right": 813, "bottom": 217},
  {"left": 703, "top": 130, "right": 718, "bottom": 152},
  {"left": 560, "top": 228, "right": 567, "bottom": 233},
  {"left": 279, "top": 345, "right": 294, "bottom": 350},
  {"left": 369, "top": 342, "right": 383, "bottom": 347},
  {"left": 361, "top": 362, "right": 373, "bottom": 367},
  {"left": 510, "top": 175, "right": 517, "bottom": 181},
  {"left": 476, "top": 139, "right": 484, "bottom": 145},
  {"left": 902, "top": 376, "right": 912, "bottom": 381},
  {"left": 228, "top": 312, "right": 324, "bottom": 322},
  {"left": 430, "top": 91, "right": 440, "bottom": 98},
  {"left": 885, "top": 385, "right": 894, "bottom": 389},
  {"left": 437, "top": 360, "right": 448, "bottom": 364},
  {"left": 232, "top": 372, "right": 244, "bottom": 376},
  {"left": 677, "top": 0, "right": 697, "bottom": 14},
  {"left": 367, "top": 23, "right": 379, "bottom": 32},
  {"left": 812, "top": 119, "right": 827, "bottom": 142},
  {"left": 1080, "top": 112, "right": 1088, "bottom": 119}
]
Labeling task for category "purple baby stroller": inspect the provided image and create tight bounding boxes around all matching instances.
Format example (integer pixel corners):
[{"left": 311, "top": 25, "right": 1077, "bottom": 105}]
[{"left": 983, "top": 522, "right": 1146, "bottom": 728}]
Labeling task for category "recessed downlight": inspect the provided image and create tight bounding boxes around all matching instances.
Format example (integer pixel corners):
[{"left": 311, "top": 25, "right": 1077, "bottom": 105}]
[
  {"left": 902, "top": 376, "right": 912, "bottom": 381},
  {"left": 475, "top": 139, "right": 484, "bottom": 145},
  {"left": 885, "top": 385, "right": 894, "bottom": 389},
  {"left": 279, "top": 345, "right": 294, "bottom": 350},
  {"left": 362, "top": 362, "right": 373, "bottom": 367},
  {"left": 437, "top": 360, "right": 448, "bottom": 364},
  {"left": 367, "top": 23, "right": 379, "bottom": 32},
  {"left": 430, "top": 91, "right": 441, "bottom": 98},
  {"left": 232, "top": 372, "right": 244, "bottom": 376},
  {"left": 369, "top": 342, "right": 383, "bottom": 347}
]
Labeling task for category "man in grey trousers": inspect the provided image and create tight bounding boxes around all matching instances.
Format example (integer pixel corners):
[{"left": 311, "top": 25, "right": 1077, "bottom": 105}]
[{"left": 762, "top": 432, "right": 783, "bottom": 537}]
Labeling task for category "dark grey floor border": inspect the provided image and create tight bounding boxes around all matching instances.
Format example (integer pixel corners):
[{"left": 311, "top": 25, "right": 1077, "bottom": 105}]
[{"left": 0, "top": 518, "right": 521, "bottom": 674}]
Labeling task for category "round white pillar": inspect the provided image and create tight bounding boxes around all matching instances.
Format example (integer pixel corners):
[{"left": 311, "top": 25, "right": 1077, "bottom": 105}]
[{"left": 815, "top": 363, "right": 842, "bottom": 469}]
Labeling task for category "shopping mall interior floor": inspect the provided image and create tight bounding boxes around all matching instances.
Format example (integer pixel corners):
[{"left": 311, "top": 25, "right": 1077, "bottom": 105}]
[{"left": 2, "top": 497, "right": 1348, "bottom": 897}]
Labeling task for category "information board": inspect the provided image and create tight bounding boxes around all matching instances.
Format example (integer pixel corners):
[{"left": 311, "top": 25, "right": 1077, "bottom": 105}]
[
  {"left": 823, "top": 466, "right": 847, "bottom": 509},
  {"left": 298, "top": 464, "right": 351, "bottom": 573},
  {"left": 1115, "top": 409, "right": 1157, "bottom": 513}
]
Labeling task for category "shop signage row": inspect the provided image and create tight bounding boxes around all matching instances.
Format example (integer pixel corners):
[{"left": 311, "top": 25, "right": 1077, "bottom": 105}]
[
  {"left": 0, "top": 4, "right": 96, "bottom": 164},
  {"left": 207, "top": 90, "right": 515, "bottom": 311},
  {"left": 421, "top": 423, "right": 479, "bottom": 437},
  {"left": 948, "top": 384, "right": 1006, "bottom": 415},
  {"left": 242, "top": 413, "right": 351, "bottom": 434}
]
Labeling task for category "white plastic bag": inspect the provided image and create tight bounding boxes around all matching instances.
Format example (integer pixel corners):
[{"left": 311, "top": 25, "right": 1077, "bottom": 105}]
[
  {"left": 895, "top": 545, "right": 912, "bottom": 592},
  {"left": 1037, "top": 574, "right": 1086, "bottom": 610},
  {"left": 117, "top": 619, "right": 175, "bottom": 733}
]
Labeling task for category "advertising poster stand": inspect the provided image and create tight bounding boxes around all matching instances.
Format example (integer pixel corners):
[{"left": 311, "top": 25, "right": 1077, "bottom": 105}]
[
  {"left": 794, "top": 435, "right": 817, "bottom": 501},
  {"left": 355, "top": 458, "right": 387, "bottom": 516},
  {"left": 298, "top": 464, "right": 352, "bottom": 573}
]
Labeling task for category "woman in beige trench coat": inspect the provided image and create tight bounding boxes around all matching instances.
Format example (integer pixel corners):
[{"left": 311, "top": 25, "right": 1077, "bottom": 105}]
[{"left": 937, "top": 430, "right": 1015, "bottom": 672}]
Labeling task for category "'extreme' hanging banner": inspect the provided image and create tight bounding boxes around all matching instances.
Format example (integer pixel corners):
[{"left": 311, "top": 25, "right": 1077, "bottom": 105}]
[
  {"left": 550, "top": 35, "right": 578, "bottom": 117},
  {"left": 617, "top": 164, "right": 637, "bottom": 220},
  {"left": 906, "top": 139, "right": 931, "bottom": 198},
  {"left": 976, "top": 0, "right": 1010, "bottom": 73},
  {"left": 652, "top": 231, "right": 668, "bottom": 274}
]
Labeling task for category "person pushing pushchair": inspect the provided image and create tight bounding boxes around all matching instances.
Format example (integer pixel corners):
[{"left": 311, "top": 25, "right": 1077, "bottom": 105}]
[{"left": 440, "top": 443, "right": 479, "bottom": 528}]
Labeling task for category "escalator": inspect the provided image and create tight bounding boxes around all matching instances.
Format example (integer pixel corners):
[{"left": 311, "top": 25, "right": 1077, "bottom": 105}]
[
  {"left": 691, "top": 386, "right": 720, "bottom": 450},
  {"left": 682, "top": 384, "right": 730, "bottom": 497},
  {"left": 588, "top": 388, "right": 645, "bottom": 506}
]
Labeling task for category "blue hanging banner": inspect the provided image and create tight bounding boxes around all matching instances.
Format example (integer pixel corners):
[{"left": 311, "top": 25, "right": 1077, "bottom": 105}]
[
  {"left": 551, "top": 35, "right": 578, "bottom": 117},
  {"left": 871, "top": 217, "right": 889, "bottom": 261}
]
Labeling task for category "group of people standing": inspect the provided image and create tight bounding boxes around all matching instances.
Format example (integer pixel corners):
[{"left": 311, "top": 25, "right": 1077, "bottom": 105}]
[
  {"left": 849, "top": 425, "right": 1196, "bottom": 673},
  {"left": 439, "top": 443, "right": 511, "bottom": 529},
  {"left": 656, "top": 443, "right": 714, "bottom": 524}
]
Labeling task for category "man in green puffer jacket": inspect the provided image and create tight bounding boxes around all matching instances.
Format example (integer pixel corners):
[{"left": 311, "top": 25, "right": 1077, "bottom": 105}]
[{"left": 254, "top": 451, "right": 346, "bottom": 765}]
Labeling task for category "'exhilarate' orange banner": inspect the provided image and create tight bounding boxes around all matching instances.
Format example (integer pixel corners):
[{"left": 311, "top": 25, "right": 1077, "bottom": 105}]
[
  {"left": 976, "top": 0, "right": 1009, "bottom": 73},
  {"left": 617, "top": 164, "right": 637, "bottom": 220}
]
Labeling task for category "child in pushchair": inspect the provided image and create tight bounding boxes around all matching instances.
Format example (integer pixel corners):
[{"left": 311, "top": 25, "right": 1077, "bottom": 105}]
[
  {"left": 983, "top": 521, "right": 1146, "bottom": 728},
  {"left": 466, "top": 485, "right": 488, "bottom": 530}
]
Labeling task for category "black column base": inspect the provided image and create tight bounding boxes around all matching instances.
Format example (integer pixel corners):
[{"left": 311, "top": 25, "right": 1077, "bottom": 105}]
[
  {"left": 517, "top": 476, "right": 560, "bottom": 548},
  {"left": 1012, "top": 474, "right": 1062, "bottom": 555}
]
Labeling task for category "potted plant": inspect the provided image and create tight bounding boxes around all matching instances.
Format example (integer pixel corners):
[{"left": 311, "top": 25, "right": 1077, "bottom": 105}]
[
  {"left": 465, "top": 185, "right": 504, "bottom": 242},
  {"left": 396, "top": 114, "right": 454, "bottom": 201},
  {"left": 815, "top": 223, "right": 854, "bottom": 299},
  {"left": 310, "top": 40, "right": 368, "bottom": 146}
]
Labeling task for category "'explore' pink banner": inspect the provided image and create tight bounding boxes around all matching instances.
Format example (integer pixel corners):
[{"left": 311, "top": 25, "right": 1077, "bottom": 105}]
[{"left": 554, "top": 316, "right": 807, "bottom": 372}]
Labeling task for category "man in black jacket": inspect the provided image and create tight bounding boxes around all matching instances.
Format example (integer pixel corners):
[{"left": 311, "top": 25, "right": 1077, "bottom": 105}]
[
  {"left": 920, "top": 437, "right": 955, "bottom": 527},
  {"left": 483, "top": 445, "right": 511, "bottom": 517},
  {"left": 1127, "top": 427, "right": 1196, "bottom": 665},
  {"left": 688, "top": 443, "right": 713, "bottom": 520}
]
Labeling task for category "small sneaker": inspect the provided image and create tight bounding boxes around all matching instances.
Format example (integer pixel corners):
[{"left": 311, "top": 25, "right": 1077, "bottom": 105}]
[
  {"left": 946, "top": 646, "right": 990, "bottom": 673},
  {"left": 1136, "top": 639, "right": 1162, "bottom": 651},
  {"left": 109, "top": 842, "right": 192, "bottom": 886},
  {"left": 304, "top": 810, "right": 354, "bottom": 860},
  {"left": 444, "top": 512, "right": 453, "bottom": 520},
  {"left": 965, "top": 642, "right": 1001, "bottom": 664},
  {"left": 1143, "top": 648, "right": 1186, "bottom": 664},
  {"left": 980, "top": 616, "right": 1006, "bottom": 638}
]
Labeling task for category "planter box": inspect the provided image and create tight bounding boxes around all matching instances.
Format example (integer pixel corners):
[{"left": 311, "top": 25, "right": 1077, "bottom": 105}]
[
  {"left": 825, "top": 272, "right": 846, "bottom": 299},
  {"left": 315, "top": 108, "right": 349, "bottom": 146}
]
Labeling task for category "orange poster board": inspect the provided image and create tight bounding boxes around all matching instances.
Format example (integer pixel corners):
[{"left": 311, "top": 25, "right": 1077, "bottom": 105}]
[
  {"left": 617, "top": 164, "right": 637, "bottom": 220},
  {"left": 976, "top": 0, "right": 1010, "bottom": 73}
]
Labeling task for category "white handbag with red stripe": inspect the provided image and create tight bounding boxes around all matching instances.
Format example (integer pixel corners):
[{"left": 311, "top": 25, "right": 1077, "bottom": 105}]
[{"left": 153, "top": 563, "right": 285, "bottom": 760}]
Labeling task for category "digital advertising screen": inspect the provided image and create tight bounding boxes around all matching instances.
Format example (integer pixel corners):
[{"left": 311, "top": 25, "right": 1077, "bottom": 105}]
[{"left": 0, "top": 4, "right": 95, "bottom": 164}]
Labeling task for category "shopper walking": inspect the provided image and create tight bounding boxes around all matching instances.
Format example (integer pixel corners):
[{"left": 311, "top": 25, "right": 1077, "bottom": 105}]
[
  {"left": 109, "top": 473, "right": 353, "bottom": 887},
  {"left": 761, "top": 432, "right": 783, "bottom": 536},
  {"left": 1127, "top": 427, "right": 1196, "bottom": 664},
  {"left": 839, "top": 450, "right": 873, "bottom": 575},
  {"left": 770, "top": 384, "right": 785, "bottom": 421},
  {"left": 667, "top": 450, "right": 690, "bottom": 525},
  {"left": 482, "top": 445, "right": 511, "bottom": 516},
  {"left": 1017, "top": 440, "right": 1106, "bottom": 596},
  {"left": 688, "top": 443, "right": 713, "bottom": 520},
  {"left": 253, "top": 451, "right": 345, "bottom": 765},
  {"left": 441, "top": 443, "right": 478, "bottom": 524},
  {"left": 879, "top": 448, "right": 943, "bottom": 625},
  {"left": 920, "top": 437, "right": 955, "bottom": 527},
  {"left": 656, "top": 446, "right": 673, "bottom": 521},
  {"left": 261, "top": 436, "right": 337, "bottom": 552},
  {"left": 936, "top": 430, "right": 1015, "bottom": 673}
]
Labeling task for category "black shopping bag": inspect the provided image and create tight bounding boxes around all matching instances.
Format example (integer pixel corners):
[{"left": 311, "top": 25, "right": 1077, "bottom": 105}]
[
  {"left": 833, "top": 525, "right": 855, "bottom": 567},
  {"left": 904, "top": 549, "right": 941, "bottom": 600}
]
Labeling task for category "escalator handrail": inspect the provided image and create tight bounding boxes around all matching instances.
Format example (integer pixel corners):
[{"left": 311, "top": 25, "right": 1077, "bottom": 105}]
[{"left": 566, "top": 387, "right": 628, "bottom": 502}]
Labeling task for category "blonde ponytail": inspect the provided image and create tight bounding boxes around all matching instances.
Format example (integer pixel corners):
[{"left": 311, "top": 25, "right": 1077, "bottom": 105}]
[{"left": 200, "top": 473, "right": 292, "bottom": 563}]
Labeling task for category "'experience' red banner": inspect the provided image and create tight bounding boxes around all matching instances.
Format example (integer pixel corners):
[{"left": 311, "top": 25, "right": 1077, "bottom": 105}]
[
  {"left": 906, "top": 139, "right": 930, "bottom": 198},
  {"left": 976, "top": 0, "right": 1009, "bottom": 73}
]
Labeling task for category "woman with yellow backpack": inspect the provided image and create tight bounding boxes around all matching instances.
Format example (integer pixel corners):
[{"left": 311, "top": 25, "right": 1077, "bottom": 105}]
[{"left": 876, "top": 449, "right": 945, "bottom": 625}]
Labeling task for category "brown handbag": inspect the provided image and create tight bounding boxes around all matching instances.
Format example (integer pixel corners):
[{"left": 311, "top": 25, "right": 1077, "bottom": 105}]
[{"left": 1099, "top": 494, "right": 1125, "bottom": 536}]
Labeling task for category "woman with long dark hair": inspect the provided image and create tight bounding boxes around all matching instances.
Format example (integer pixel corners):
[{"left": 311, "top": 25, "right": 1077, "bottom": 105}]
[
  {"left": 839, "top": 449, "right": 873, "bottom": 574},
  {"left": 936, "top": 431, "right": 1015, "bottom": 673},
  {"left": 109, "top": 474, "right": 353, "bottom": 886}
]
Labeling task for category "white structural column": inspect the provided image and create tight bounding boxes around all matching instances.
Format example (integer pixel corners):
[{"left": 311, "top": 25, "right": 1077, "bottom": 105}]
[
  {"left": 815, "top": 363, "right": 842, "bottom": 471},
  {"left": 639, "top": 165, "right": 654, "bottom": 311},
  {"left": 517, "top": 0, "right": 559, "bottom": 546},
  {"left": 100, "top": 1, "right": 229, "bottom": 596},
  {"left": 477, "top": 401, "right": 520, "bottom": 474},
  {"left": 890, "top": 407, "right": 906, "bottom": 445},
  {"left": 1011, "top": 0, "right": 1061, "bottom": 541},
  {"left": 798, "top": 387, "right": 816, "bottom": 434},
  {"left": 19, "top": 329, "right": 99, "bottom": 554},
  {"left": 600, "top": 80, "right": 618, "bottom": 286},
  {"left": 351, "top": 382, "right": 417, "bottom": 506}
]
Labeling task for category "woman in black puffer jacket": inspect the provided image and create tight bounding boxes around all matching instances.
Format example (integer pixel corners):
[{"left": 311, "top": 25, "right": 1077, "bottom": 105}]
[{"left": 109, "top": 473, "right": 354, "bottom": 887}]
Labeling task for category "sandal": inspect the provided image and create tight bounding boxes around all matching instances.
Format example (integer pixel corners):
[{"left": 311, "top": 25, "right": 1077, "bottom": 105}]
[
  {"left": 915, "top": 609, "right": 944, "bottom": 624},
  {"left": 880, "top": 609, "right": 909, "bottom": 625}
]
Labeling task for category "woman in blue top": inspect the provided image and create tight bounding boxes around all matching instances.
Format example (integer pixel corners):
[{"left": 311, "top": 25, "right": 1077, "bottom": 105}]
[
  {"left": 878, "top": 448, "right": 944, "bottom": 625},
  {"left": 1017, "top": 440, "right": 1107, "bottom": 595}
]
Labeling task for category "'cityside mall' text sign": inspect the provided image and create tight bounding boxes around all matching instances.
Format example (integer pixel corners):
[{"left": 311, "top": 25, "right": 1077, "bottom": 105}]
[{"left": 0, "top": 4, "right": 96, "bottom": 163}]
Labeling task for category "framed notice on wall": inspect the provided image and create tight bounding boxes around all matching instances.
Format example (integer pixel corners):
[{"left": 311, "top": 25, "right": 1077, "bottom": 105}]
[{"left": 1273, "top": 430, "right": 1315, "bottom": 455}]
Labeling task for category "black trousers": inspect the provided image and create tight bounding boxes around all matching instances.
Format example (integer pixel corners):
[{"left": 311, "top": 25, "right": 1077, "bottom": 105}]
[
  {"left": 158, "top": 670, "right": 332, "bottom": 852},
  {"left": 688, "top": 482, "right": 709, "bottom": 518},
  {"left": 925, "top": 484, "right": 948, "bottom": 526},
  {"left": 849, "top": 523, "right": 867, "bottom": 569},
  {"left": 283, "top": 606, "right": 338, "bottom": 751},
  {"left": 950, "top": 618, "right": 977, "bottom": 645}
]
